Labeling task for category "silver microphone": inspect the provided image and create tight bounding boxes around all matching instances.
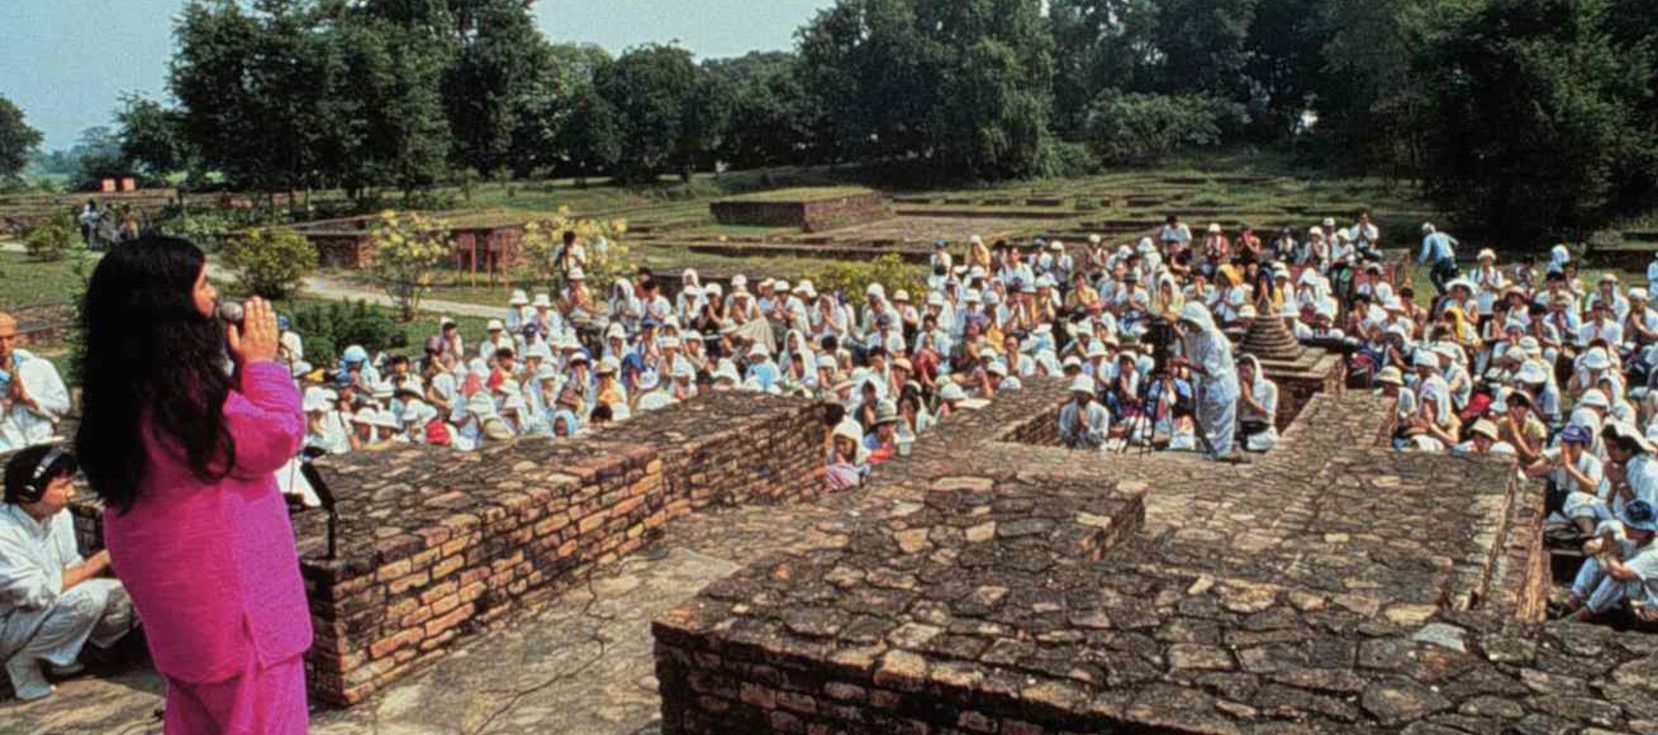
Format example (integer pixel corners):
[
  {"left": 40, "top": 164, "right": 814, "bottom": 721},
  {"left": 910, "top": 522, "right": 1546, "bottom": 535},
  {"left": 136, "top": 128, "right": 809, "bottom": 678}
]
[{"left": 218, "top": 301, "right": 246, "bottom": 325}]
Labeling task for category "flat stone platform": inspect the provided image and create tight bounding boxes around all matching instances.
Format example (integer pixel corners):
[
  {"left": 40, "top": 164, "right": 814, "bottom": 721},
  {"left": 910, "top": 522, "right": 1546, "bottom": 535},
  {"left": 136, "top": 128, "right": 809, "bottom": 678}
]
[{"left": 653, "top": 383, "right": 1584, "bottom": 735}]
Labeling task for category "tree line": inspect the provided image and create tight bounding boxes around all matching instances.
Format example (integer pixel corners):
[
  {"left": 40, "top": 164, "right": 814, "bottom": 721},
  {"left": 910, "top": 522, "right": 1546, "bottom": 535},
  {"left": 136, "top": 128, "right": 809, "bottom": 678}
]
[{"left": 2, "top": 0, "right": 1656, "bottom": 245}]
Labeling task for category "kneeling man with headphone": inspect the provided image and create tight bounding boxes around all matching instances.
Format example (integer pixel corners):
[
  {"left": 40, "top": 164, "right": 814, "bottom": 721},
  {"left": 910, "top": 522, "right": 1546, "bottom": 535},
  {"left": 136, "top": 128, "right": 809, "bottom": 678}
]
[{"left": 0, "top": 444, "right": 137, "bottom": 700}]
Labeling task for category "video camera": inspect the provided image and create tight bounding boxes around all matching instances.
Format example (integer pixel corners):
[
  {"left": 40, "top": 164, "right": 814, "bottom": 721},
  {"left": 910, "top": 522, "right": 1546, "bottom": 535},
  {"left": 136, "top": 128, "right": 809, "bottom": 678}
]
[{"left": 1143, "top": 315, "right": 1181, "bottom": 377}]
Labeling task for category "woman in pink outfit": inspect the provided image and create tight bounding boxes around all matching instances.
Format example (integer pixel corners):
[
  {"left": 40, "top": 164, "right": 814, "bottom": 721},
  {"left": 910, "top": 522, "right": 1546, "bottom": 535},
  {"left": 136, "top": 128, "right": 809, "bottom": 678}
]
[{"left": 75, "top": 236, "right": 310, "bottom": 734}]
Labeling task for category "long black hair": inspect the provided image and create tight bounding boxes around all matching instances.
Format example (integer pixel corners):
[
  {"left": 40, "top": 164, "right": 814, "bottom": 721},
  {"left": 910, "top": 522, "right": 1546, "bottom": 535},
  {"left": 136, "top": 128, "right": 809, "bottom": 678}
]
[{"left": 75, "top": 236, "right": 236, "bottom": 513}]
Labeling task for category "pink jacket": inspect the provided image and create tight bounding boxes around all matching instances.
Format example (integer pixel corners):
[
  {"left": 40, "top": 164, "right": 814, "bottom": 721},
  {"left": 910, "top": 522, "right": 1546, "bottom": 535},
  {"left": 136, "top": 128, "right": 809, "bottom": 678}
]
[{"left": 105, "top": 361, "right": 311, "bottom": 684}]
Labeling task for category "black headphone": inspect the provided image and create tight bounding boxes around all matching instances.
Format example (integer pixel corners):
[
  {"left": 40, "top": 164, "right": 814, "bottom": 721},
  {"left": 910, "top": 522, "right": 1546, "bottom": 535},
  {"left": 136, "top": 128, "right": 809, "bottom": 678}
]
[{"left": 11, "top": 445, "right": 67, "bottom": 504}]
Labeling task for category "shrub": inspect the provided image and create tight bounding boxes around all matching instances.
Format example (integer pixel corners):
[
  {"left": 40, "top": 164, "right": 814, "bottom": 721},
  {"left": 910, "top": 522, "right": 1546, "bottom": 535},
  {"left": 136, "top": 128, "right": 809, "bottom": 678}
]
[
  {"left": 1041, "top": 140, "right": 1103, "bottom": 179},
  {"left": 219, "top": 227, "right": 318, "bottom": 299},
  {"left": 23, "top": 211, "right": 76, "bottom": 261},
  {"left": 291, "top": 300, "right": 404, "bottom": 369},
  {"left": 368, "top": 210, "right": 456, "bottom": 321},
  {"left": 811, "top": 254, "right": 927, "bottom": 304},
  {"left": 517, "top": 207, "right": 631, "bottom": 296},
  {"left": 1085, "top": 92, "right": 1222, "bottom": 165}
]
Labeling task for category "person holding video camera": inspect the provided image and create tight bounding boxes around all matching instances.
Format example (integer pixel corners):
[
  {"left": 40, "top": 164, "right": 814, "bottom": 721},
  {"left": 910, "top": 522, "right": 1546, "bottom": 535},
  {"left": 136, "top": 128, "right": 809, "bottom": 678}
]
[{"left": 1172, "top": 303, "right": 1240, "bottom": 459}]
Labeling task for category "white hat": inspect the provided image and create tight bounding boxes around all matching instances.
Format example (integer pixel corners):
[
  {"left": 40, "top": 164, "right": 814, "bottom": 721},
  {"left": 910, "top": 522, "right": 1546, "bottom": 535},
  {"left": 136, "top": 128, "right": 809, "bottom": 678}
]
[
  {"left": 1049, "top": 240, "right": 1064, "bottom": 251},
  {"left": 1069, "top": 375, "right": 1095, "bottom": 394},
  {"left": 1062, "top": 355, "right": 1082, "bottom": 369},
  {"left": 1207, "top": 223, "right": 1222, "bottom": 234},
  {"left": 487, "top": 319, "right": 505, "bottom": 331},
  {"left": 533, "top": 293, "right": 552, "bottom": 308},
  {"left": 748, "top": 344, "right": 771, "bottom": 358},
  {"left": 1632, "top": 288, "right": 1650, "bottom": 301},
  {"left": 965, "top": 290, "right": 982, "bottom": 304},
  {"left": 866, "top": 283, "right": 886, "bottom": 299},
  {"left": 815, "top": 354, "right": 838, "bottom": 370},
  {"left": 1470, "top": 419, "right": 1500, "bottom": 441},
  {"left": 795, "top": 280, "right": 815, "bottom": 296},
  {"left": 1582, "top": 348, "right": 1612, "bottom": 371},
  {"left": 567, "top": 267, "right": 585, "bottom": 281},
  {"left": 1421, "top": 222, "right": 1436, "bottom": 234},
  {"left": 772, "top": 279, "right": 790, "bottom": 293},
  {"left": 352, "top": 406, "right": 379, "bottom": 425},
  {"left": 595, "top": 357, "right": 619, "bottom": 375},
  {"left": 1322, "top": 217, "right": 1337, "bottom": 229},
  {"left": 303, "top": 387, "right": 332, "bottom": 412},
  {"left": 372, "top": 408, "right": 401, "bottom": 429},
  {"left": 938, "top": 383, "right": 967, "bottom": 401},
  {"left": 1376, "top": 366, "right": 1404, "bottom": 386},
  {"left": 525, "top": 342, "right": 554, "bottom": 361},
  {"left": 1516, "top": 362, "right": 1548, "bottom": 385},
  {"left": 714, "top": 361, "right": 742, "bottom": 384},
  {"left": 1477, "top": 249, "right": 1496, "bottom": 261},
  {"left": 731, "top": 274, "right": 747, "bottom": 288},
  {"left": 672, "top": 362, "right": 696, "bottom": 379},
  {"left": 969, "top": 235, "right": 984, "bottom": 246},
  {"left": 986, "top": 361, "right": 1008, "bottom": 377},
  {"left": 1607, "top": 421, "right": 1657, "bottom": 454},
  {"left": 893, "top": 290, "right": 911, "bottom": 302},
  {"left": 661, "top": 336, "right": 682, "bottom": 349},
  {"left": 1412, "top": 352, "right": 1440, "bottom": 369},
  {"left": 606, "top": 323, "right": 626, "bottom": 340},
  {"left": 927, "top": 292, "right": 945, "bottom": 307},
  {"left": 1580, "top": 389, "right": 1610, "bottom": 409},
  {"left": 466, "top": 393, "right": 497, "bottom": 417},
  {"left": 636, "top": 371, "right": 660, "bottom": 392},
  {"left": 510, "top": 289, "right": 529, "bottom": 306}
]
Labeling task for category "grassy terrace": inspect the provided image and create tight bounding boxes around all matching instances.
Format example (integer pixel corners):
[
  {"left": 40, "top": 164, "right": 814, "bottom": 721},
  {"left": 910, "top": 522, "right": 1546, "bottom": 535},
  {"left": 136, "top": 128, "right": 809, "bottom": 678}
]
[{"left": 714, "top": 186, "right": 876, "bottom": 203}]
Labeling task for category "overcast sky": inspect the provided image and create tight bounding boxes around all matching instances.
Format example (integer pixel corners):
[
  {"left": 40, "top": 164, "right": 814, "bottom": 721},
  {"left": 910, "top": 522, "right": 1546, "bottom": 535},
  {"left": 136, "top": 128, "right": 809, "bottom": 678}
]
[{"left": 0, "top": 0, "right": 835, "bottom": 149}]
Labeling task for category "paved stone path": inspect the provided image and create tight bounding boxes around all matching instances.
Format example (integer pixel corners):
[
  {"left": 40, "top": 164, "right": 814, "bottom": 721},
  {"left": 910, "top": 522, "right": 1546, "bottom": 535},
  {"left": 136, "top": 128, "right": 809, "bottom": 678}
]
[{"left": 4, "top": 500, "right": 852, "bottom": 735}]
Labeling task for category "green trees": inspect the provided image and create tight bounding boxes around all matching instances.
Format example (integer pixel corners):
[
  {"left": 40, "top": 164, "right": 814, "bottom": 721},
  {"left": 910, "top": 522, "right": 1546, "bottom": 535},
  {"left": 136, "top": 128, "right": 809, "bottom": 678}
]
[
  {"left": 0, "top": 96, "right": 43, "bottom": 182},
  {"left": 1416, "top": 0, "right": 1658, "bottom": 245},
  {"left": 116, "top": 95, "right": 196, "bottom": 182},
  {"left": 594, "top": 45, "right": 711, "bottom": 183},
  {"left": 798, "top": 0, "right": 1056, "bottom": 179}
]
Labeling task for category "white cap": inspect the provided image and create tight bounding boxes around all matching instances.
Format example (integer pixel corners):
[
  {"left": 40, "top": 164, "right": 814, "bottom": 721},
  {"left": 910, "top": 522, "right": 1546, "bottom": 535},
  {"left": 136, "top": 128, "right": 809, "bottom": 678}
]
[
  {"left": 487, "top": 319, "right": 504, "bottom": 331},
  {"left": 1069, "top": 375, "right": 1095, "bottom": 394}
]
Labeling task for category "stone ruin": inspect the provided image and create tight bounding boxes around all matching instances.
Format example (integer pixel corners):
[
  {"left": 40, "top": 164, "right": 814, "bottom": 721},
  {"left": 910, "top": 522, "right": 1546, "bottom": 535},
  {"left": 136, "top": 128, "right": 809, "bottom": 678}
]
[
  {"left": 710, "top": 190, "right": 890, "bottom": 233},
  {"left": 649, "top": 381, "right": 1593, "bottom": 735},
  {"left": 57, "top": 337, "right": 1658, "bottom": 734}
]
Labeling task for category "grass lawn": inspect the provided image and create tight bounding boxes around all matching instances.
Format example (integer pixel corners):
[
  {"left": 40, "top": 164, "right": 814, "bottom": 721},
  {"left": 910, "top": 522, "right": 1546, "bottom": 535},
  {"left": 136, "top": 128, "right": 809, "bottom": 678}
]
[{"left": 0, "top": 250, "right": 90, "bottom": 309}]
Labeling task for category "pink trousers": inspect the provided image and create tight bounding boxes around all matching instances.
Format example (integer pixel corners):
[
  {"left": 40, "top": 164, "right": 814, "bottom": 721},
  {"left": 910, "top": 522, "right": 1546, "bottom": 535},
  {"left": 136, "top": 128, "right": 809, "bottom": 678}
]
[{"left": 163, "top": 655, "right": 308, "bottom": 735}]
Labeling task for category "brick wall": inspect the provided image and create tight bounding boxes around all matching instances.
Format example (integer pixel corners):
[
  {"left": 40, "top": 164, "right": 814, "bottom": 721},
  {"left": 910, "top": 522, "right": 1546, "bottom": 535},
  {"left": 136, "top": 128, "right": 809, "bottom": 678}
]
[
  {"left": 298, "top": 390, "right": 829, "bottom": 704},
  {"left": 67, "top": 390, "right": 829, "bottom": 706}
]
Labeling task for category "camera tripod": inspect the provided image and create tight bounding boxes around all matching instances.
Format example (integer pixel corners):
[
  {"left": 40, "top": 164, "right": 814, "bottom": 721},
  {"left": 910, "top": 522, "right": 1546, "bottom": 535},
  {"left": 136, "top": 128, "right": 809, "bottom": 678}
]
[{"left": 1115, "top": 368, "right": 1214, "bottom": 457}]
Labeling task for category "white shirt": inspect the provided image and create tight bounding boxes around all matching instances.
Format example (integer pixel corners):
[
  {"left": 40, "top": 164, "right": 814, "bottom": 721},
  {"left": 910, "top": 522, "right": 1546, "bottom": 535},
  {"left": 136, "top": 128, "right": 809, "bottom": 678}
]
[
  {"left": 0, "top": 505, "right": 80, "bottom": 619},
  {"left": 0, "top": 350, "right": 72, "bottom": 452}
]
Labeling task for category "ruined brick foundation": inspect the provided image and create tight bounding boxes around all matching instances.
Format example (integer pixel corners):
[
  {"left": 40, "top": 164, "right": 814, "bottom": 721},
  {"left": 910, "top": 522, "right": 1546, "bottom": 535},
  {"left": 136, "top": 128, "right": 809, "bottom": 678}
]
[{"left": 653, "top": 381, "right": 1579, "bottom": 735}]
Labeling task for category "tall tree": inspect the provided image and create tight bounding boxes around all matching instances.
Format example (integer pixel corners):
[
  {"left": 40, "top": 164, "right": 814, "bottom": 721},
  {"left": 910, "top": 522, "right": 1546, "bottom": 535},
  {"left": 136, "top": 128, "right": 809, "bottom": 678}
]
[
  {"left": 594, "top": 44, "right": 707, "bottom": 183},
  {"left": 336, "top": 16, "right": 453, "bottom": 193},
  {"left": 707, "top": 52, "right": 820, "bottom": 169},
  {"left": 441, "top": 1, "right": 557, "bottom": 176},
  {"left": 798, "top": 0, "right": 1055, "bottom": 179},
  {"left": 0, "top": 96, "right": 43, "bottom": 181},
  {"left": 71, "top": 127, "right": 128, "bottom": 186},
  {"left": 1048, "top": 0, "right": 1157, "bottom": 137},
  {"left": 116, "top": 95, "right": 196, "bottom": 181},
  {"left": 1418, "top": 0, "right": 1658, "bottom": 244}
]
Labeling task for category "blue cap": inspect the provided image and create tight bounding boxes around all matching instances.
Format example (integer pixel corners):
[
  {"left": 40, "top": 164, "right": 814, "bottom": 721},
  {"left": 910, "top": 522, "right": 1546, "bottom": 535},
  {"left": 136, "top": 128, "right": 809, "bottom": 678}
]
[
  {"left": 1623, "top": 500, "right": 1658, "bottom": 532},
  {"left": 1561, "top": 425, "right": 1592, "bottom": 445}
]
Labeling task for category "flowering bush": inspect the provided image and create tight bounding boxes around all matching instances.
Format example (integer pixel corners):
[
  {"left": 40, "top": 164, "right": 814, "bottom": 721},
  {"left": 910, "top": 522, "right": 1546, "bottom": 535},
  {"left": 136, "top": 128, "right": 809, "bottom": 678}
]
[
  {"left": 516, "top": 206, "right": 631, "bottom": 295},
  {"left": 220, "top": 226, "right": 317, "bottom": 299},
  {"left": 369, "top": 210, "right": 456, "bottom": 321}
]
